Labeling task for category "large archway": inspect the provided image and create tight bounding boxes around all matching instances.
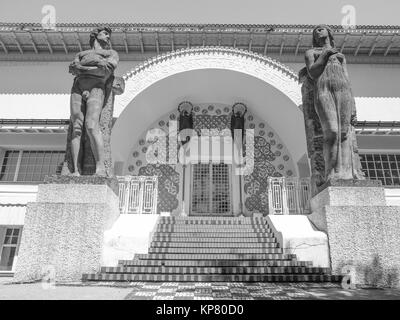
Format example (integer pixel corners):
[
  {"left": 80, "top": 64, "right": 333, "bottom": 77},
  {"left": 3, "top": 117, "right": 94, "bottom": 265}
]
[{"left": 111, "top": 47, "right": 306, "bottom": 171}]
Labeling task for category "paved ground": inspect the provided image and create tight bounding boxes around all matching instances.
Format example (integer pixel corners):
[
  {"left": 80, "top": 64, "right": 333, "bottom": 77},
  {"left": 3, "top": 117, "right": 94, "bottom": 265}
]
[{"left": 1, "top": 278, "right": 400, "bottom": 300}]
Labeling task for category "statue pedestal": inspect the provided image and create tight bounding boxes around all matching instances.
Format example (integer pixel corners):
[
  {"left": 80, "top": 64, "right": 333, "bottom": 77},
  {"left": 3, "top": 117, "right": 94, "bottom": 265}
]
[
  {"left": 14, "top": 176, "right": 119, "bottom": 282},
  {"left": 308, "top": 179, "right": 400, "bottom": 287}
]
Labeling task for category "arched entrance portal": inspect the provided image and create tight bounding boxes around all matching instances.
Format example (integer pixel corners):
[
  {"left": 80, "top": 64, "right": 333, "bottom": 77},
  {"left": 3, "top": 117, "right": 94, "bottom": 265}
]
[{"left": 112, "top": 47, "right": 308, "bottom": 215}]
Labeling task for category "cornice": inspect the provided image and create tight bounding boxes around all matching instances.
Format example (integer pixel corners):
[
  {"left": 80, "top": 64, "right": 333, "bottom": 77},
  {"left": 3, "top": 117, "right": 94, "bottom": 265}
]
[{"left": 1, "top": 22, "right": 400, "bottom": 33}]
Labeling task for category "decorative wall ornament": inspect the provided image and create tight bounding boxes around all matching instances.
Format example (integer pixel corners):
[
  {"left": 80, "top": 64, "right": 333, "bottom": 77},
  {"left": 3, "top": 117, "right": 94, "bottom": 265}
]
[
  {"left": 115, "top": 47, "right": 301, "bottom": 116},
  {"left": 138, "top": 164, "right": 179, "bottom": 213},
  {"left": 125, "top": 103, "right": 295, "bottom": 216}
]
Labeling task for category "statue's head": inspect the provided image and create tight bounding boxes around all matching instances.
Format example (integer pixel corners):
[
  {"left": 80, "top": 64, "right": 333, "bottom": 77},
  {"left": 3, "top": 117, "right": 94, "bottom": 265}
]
[
  {"left": 89, "top": 26, "right": 112, "bottom": 49},
  {"left": 312, "top": 24, "right": 335, "bottom": 48}
]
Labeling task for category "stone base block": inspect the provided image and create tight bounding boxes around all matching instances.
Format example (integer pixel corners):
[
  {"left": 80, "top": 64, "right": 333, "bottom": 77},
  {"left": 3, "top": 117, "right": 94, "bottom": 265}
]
[
  {"left": 14, "top": 179, "right": 119, "bottom": 282},
  {"left": 311, "top": 180, "right": 386, "bottom": 213},
  {"left": 309, "top": 181, "right": 400, "bottom": 288}
]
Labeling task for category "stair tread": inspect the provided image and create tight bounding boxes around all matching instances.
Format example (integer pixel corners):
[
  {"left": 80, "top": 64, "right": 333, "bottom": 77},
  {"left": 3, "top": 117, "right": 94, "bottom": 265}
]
[{"left": 82, "top": 273, "right": 342, "bottom": 282}]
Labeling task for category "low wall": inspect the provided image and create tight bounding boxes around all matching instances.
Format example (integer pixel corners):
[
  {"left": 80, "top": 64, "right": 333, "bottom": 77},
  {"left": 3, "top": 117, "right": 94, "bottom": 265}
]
[
  {"left": 266, "top": 215, "right": 330, "bottom": 268},
  {"left": 102, "top": 214, "right": 160, "bottom": 267}
]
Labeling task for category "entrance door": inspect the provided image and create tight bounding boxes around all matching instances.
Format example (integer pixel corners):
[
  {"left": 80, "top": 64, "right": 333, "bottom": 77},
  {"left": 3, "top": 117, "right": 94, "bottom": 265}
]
[{"left": 190, "top": 163, "right": 232, "bottom": 216}]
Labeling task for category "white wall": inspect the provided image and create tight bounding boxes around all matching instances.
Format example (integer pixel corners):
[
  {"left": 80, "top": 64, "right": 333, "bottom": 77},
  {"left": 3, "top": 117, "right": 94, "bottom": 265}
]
[
  {"left": 385, "top": 189, "right": 400, "bottom": 206},
  {"left": 0, "top": 184, "right": 38, "bottom": 204},
  {"left": 0, "top": 60, "right": 399, "bottom": 98},
  {"left": 0, "top": 61, "right": 140, "bottom": 94}
]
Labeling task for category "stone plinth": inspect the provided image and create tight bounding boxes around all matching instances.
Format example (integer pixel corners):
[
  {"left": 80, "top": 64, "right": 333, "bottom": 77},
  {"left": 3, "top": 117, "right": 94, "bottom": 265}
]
[
  {"left": 308, "top": 180, "right": 400, "bottom": 288},
  {"left": 14, "top": 176, "right": 119, "bottom": 282}
]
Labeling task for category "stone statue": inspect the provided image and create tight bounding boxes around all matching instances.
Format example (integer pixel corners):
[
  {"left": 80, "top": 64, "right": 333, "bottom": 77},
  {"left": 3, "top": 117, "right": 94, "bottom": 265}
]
[
  {"left": 62, "top": 26, "right": 124, "bottom": 177},
  {"left": 301, "top": 25, "right": 364, "bottom": 184},
  {"left": 178, "top": 101, "right": 194, "bottom": 146},
  {"left": 230, "top": 103, "right": 247, "bottom": 142}
]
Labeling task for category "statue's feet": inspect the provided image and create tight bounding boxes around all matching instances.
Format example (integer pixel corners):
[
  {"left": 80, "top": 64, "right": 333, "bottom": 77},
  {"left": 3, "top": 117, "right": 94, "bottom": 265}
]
[{"left": 95, "top": 166, "right": 107, "bottom": 177}]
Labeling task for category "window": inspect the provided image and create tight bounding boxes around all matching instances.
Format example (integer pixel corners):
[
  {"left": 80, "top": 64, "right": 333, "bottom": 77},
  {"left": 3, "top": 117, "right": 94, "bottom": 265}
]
[
  {"left": 0, "top": 150, "right": 65, "bottom": 182},
  {"left": 0, "top": 228, "right": 21, "bottom": 271},
  {"left": 359, "top": 153, "right": 400, "bottom": 186}
]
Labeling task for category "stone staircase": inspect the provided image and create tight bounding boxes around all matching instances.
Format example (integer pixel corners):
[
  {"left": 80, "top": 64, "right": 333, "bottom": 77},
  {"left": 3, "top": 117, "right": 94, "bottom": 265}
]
[{"left": 82, "top": 216, "right": 341, "bottom": 282}]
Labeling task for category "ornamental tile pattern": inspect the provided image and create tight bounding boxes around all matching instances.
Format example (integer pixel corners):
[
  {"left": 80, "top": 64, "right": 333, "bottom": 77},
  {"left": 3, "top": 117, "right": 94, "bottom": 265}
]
[
  {"left": 122, "top": 282, "right": 343, "bottom": 300},
  {"left": 126, "top": 103, "right": 296, "bottom": 216}
]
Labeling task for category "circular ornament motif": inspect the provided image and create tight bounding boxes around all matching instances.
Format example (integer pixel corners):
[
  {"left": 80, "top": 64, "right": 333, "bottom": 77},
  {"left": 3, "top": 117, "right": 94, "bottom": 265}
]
[
  {"left": 128, "top": 165, "right": 135, "bottom": 172},
  {"left": 142, "top": 147, "right": 148, "bottom": 153},
  {"left": 208, "top": 105, "right": 214, "bottom": 111},
  {"left": 278, "top": 164, "right": 284, "bottom": 170},
  {"left": 194, "top": 106, "right": 200, "bottom": 112},
  {"left": 270, "top": 140, "right": 276, "bottom": 146},
  {"left": 247, "top": 115, "right": 253, "bottom": 121},
  {"left": 268, "top": 132, "right": 274, "bottom": 138},
  {"left": 286, "top": 170, "right": 293, "bottom": 176},
  {"left": 283, "top": 155, "right": 290, "bottom": 161},
  {"left": 259, "top": 130, "right": 265, "bottom": 136},
  {"left": 202, "top": 109, "right": 208, "bottom": 114},
  {"left": 249, "top": 123, "right": 255, "bottom": 129},
  {"left": 259, "top": 123, "right": 265, "bottom": 128},
  {"left": 158, "top": 120, "right": 165, "bottom": 127},
  {"left": 132, "top": 151, "right": 139, "bottom": 158},
  {"left": 169, "top": 114, "right": 176, "bottom": 120},
  {"left": 277, "top": 144, "right": 283, "bottom": 150},
  {"left": 274, "top": 151, "right": 281, "bottom": 157},
  {"left": 139, "top": 139, "right": 145, "bottom": 146},
  {"left": 136, "top": 160, "right": 142, "bottom": 167},
  {"left": 223, "top": 107, "right": 230, "bottom": 113},
  {"left": 215, "top": 109, "right": 221, "bottom": 115}
]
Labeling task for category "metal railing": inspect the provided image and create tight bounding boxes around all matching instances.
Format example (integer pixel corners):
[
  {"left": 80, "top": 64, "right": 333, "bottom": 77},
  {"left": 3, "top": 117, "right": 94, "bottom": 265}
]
[
  {"left": 268, "top": 177, "right": 311, "bottom": 215},
  {"left": 117, "top": 176, "right": 158, "bottom": 214}
]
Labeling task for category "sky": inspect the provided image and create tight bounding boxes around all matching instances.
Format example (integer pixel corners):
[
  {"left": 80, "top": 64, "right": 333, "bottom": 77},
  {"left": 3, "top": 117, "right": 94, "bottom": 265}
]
[{"left": 0, "top": 0, "right": 399, "bottom": 25}]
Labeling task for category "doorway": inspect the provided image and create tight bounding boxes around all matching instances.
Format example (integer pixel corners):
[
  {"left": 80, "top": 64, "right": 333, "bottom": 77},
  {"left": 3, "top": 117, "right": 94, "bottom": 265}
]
[{"left": 190, "top": 163, "right": 232, "bottom": 216}]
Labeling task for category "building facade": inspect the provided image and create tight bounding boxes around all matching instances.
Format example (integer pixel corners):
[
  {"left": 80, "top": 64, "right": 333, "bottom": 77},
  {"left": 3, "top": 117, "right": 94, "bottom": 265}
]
[{"left": 0, "top": 23, "right": 400, "bottom": 276}]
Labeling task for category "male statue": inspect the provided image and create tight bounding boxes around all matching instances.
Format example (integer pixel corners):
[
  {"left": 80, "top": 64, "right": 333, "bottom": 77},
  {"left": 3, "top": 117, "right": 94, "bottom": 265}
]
[{"left": 68, "top": 26, "right": 119, "bottom": 176}]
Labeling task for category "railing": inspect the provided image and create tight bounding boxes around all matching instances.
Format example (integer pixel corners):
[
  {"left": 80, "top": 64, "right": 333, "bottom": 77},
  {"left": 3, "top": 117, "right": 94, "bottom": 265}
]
[
  {"left": 268, "top": 177, "right": 311, "bottom": 215},
  {"left": 118, "top": 176, "right": 158, "bottom": 214}
]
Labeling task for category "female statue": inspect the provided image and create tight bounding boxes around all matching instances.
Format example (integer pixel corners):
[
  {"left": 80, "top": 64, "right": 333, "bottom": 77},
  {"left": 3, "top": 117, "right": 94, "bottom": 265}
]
[{"left": 304, "top": 25, "right": 364, "bottom": 181}]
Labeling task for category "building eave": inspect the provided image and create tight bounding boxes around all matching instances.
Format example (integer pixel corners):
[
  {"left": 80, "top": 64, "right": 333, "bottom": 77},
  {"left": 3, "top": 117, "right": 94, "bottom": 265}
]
[{"left": 1, "top": 22, "right": 399, "bottom": 64}]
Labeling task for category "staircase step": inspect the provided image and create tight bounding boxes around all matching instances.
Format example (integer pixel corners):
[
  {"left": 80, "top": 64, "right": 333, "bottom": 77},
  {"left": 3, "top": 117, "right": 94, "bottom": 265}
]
[
  {"left": 100, "top": 266, "right": 330, "bottom": 274},
  {"left": 152, "top": 232, "right": 275, "bottom": 238},
  {"left": 118, "top": 259, "right": 313, "bottom": 267},
  {"left": 82, "top": 216, "right": 335, "bottom": 284},
  {"left": 150, "top": 237, "right": 277, "bottom": 243},
  {"left": 134, "top": 253, "right": 296, "bottom": 260},
  {"left": 150, "top": 242, "right": 279, "bottom": 248},
  {"left": 82, "top": 273, "right": 342, "bottom": 282},
  {"left": 158, "top": 217, "right": 265, "bottom": 223},
  {"left": 154, "top": 227, "right": 271, "bottom": 233},
  {"left": 147, "top": 248, "right": 283, "bottom": 254}
]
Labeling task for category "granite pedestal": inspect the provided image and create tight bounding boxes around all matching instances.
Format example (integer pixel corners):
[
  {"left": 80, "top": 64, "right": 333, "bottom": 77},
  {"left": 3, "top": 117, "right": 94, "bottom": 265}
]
[
  {"left": 14, "top": 176, "right": 119, "bottom": 282},
  {"left": 308, "top": 179, "right": 400, "bottom": 288}
]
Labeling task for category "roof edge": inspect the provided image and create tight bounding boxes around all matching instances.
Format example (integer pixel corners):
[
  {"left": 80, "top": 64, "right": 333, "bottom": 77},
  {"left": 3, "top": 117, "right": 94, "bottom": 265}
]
[{"left": 1, "top": 22, "right": 400, "bottom": 32}]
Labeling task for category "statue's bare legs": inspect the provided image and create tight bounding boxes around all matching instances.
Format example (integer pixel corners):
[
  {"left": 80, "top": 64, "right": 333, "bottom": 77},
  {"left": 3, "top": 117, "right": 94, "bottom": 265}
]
[
  {"left": 70, "top": 92, "right": 84, "bottom": 176},
  {"left": 85, "top": 88, "right": 106, "bottom": 176},
  {"left": 70, "top": 81, "right": 106, "bottom": 176}
]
